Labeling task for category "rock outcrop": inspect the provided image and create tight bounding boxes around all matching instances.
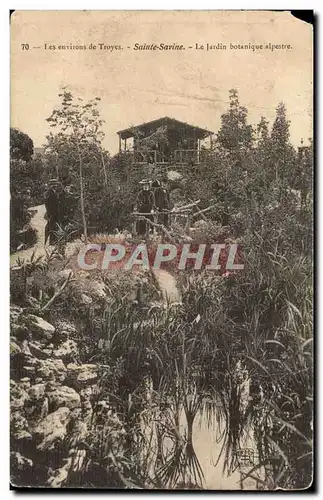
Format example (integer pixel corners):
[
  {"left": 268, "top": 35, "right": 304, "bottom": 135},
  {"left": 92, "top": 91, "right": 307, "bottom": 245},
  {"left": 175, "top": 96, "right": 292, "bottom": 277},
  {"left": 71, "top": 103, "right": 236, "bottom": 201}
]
[
  {"left": 27, "top": 315, "right": 56, "bottom": 341},
  {"left": 10, "top": 309, "right": 100, "bottom": 487}
]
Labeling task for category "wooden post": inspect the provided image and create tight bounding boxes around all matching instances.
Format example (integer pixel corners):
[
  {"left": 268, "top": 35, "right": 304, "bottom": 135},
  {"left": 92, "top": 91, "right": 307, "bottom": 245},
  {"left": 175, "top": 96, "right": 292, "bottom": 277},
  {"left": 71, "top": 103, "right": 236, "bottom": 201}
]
[
  {"left": 197, "top": 139, "right": 200, "bottom": 164},
  {"left": 119, "top": 134, "right": 121, "bottom": 153},
  {"left": 125, "top": 138, "right": 127, "bottom": 151}
]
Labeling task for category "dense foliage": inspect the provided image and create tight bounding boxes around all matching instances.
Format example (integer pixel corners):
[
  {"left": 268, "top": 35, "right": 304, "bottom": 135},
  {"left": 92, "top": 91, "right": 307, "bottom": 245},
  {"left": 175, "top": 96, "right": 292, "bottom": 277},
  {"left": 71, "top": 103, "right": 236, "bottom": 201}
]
[
  {"left": 10, "top": 129, "right": 44, "bottom": 250},
  {"left": 10, "top": 128, "right": 34, "bottom": 163}
]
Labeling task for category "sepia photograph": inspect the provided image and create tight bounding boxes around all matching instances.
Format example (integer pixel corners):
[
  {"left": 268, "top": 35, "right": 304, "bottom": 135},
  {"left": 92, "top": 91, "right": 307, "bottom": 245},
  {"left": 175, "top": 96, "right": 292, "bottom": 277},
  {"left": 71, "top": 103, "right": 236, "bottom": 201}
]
[{"left": 10, "top": 10, "right": 313, "bottom": 490}]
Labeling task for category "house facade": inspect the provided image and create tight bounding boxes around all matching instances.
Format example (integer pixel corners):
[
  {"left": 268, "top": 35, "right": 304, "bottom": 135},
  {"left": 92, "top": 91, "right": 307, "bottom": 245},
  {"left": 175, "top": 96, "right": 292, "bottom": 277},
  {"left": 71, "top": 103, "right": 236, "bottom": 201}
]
[{"left": 117, "top": 116, "right": 214, "bottom": 166}]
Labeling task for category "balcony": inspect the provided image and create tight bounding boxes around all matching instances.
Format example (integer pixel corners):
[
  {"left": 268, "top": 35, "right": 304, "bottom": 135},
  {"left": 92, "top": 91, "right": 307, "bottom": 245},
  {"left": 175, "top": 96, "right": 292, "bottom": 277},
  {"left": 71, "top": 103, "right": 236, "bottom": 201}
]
[
  {"left": 123, "top": 148, "right": 210, "bottom": 167},
  {"left": 173, "top": 149, "right": 209, "bottom": 165}
]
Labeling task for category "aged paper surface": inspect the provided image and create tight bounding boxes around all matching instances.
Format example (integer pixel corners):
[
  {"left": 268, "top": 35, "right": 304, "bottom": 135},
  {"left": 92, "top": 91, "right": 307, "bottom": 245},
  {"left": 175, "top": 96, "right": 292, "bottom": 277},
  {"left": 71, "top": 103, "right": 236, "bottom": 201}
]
[{"left": 10, "top": 11, "right": 313, "bottom": 490}]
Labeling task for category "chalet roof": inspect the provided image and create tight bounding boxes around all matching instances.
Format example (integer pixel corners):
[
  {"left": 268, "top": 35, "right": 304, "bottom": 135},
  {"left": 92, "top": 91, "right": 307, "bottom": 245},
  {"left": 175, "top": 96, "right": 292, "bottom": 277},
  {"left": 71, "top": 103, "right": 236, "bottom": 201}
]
[{"left": 117, "top": 116, "right": 213, "bottom": 140}]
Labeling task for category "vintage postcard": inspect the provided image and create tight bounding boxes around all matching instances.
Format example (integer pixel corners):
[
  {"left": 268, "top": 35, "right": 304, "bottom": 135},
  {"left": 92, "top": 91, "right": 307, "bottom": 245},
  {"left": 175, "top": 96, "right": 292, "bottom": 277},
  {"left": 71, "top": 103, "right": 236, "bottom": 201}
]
[{"left": 10, "top": 10, "right": 313, "bottom": 490}]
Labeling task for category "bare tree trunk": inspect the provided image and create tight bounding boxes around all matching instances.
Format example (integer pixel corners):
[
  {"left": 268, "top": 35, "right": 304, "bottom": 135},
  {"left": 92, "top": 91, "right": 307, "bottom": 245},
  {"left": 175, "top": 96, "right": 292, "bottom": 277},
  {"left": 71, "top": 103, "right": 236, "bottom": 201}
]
[
  {"left": 100, "top": 149, "right": 108, "bottom": 187},
  {"left": 77, "top": 143, "right": 88, "bottom": 240}
]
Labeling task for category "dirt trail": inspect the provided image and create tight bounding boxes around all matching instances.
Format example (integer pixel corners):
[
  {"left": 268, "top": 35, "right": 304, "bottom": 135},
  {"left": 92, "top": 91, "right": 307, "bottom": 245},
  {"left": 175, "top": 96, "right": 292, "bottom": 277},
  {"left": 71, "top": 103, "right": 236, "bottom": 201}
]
[{"left": 152, "top": 268, "right": 181, "bottom": 304}]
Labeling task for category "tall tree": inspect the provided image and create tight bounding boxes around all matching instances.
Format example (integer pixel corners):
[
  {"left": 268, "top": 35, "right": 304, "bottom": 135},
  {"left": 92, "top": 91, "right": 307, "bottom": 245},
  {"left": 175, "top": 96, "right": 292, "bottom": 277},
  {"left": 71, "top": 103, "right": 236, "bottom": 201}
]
[
  {"left": 45, "top": 89, "right": 107, "bottom": 239},
  {"left": 269, "top": 102, "right": 296, "bottom": 183},
  {"left": 271, "top": 102, "right": 290, "bottom": 149},
  {"left": 216, "top": 89, "right": 254, "bottom": 153},
  {"left": 256, "top": 116, "right": 270, "bottom": 145},
  {"left": 10, "top": 128, "right": 34, "bottom": 162},
  {"left": 252, "top": 115, "right": 277, "bottom": 192}
]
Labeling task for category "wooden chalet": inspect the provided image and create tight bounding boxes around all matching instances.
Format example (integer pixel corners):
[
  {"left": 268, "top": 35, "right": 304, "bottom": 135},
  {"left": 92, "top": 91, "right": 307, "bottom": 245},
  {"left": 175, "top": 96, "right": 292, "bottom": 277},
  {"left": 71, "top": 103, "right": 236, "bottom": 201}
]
[{"left": 117, "top": 116, "right": 214, "bottom": 166}]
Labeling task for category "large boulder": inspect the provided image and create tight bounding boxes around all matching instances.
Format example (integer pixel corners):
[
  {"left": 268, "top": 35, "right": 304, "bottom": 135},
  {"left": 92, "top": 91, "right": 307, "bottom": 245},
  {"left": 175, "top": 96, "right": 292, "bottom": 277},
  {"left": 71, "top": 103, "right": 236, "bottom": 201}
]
[
  {"left": 27, "top": 315, "right": 55, "bottom": 341},
  {"left": 10, "top": 343, "right": 39, "bottom": 381},
  {"left": 66, "top": 363, "right": 98, "bottom": 389},
  {"left": 11, "top": 409, "right": 29, "bottom": 435},
  {"left": 19, "top": 378, "right": 31, "bottom": 391},
  {"left": 28, "top": 341, "right": 52, "bottom": 360},
  {"left": 21, "top": 355, "right": 39, "bottom": 380},
  {"left": 33, "top": 407, "right": 70, "bottom": 451},
  {"left": 11, "top": 383, "right": 29, "bottom": 410},
  {"left": 53, "top": 340, "right": 78, "bottom": 363},
  {"left": 47, "top": 385, "right": 81, "bottom": 412},
  {"left": 25, "top": 383, "right": 49, "bottom": 425},
  {"left": 36, "top": 359, "right": 66, "bottom": 383},
  {"left": 28, "top": 383, "right": 46, "bottom": 401}
]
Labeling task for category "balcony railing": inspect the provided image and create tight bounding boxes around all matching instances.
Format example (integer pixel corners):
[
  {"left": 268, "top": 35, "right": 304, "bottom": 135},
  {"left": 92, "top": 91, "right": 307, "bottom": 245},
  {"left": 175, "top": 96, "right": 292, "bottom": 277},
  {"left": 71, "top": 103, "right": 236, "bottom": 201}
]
[
  {"left": 133, "top": 150, "right": 168, "bottom": 164},
  {"left": 122, "top": 148, "right": 210, "bottom": 166}
]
